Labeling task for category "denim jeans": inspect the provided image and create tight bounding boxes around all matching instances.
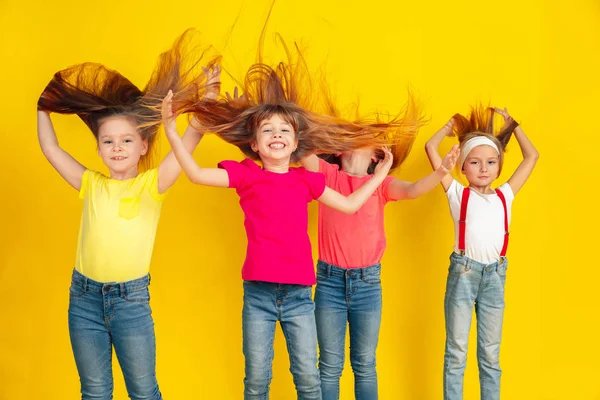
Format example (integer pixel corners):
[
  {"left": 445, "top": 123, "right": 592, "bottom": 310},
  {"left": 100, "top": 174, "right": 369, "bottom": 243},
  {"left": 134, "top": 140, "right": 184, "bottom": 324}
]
[
  {"left": 68, "top": 269, "right": 162, "bottom": 400},
  {"left": 314, "top": 261, "right": 382, "bottom": 400},
  {"left": 443, "top": 252, "right": 507, "bottom": 400},
  {"left": 242, "top": 281, "right": 321, "bottom": 399}
]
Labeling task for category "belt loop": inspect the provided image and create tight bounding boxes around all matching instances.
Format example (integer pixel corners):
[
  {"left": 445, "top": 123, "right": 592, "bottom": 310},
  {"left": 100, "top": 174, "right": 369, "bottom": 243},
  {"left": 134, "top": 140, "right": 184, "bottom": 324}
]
[
  {"left": 119, "top": 282, "right": 125, "bottom": 297},
  {"left": 465, "top": 259, "right": 471, "bottom": 271},
  {"left": 326, "top": 264, "right": 331, "bottom": 278},
  {"left": 361, "top": 267, "right": 366, "bottom": 280},
  {"left": 83, "top": 276, "right": 88, "bottom": 294}
]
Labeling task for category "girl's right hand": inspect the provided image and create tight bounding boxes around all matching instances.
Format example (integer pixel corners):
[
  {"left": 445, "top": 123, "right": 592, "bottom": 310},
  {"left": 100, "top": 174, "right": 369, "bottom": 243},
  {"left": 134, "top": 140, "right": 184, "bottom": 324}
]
[
  {"left": 161, "top": 90, "right": 177, "bottom": 136},
  {"left": 374, "top": 146, "right": 393, "bottom": 178}
]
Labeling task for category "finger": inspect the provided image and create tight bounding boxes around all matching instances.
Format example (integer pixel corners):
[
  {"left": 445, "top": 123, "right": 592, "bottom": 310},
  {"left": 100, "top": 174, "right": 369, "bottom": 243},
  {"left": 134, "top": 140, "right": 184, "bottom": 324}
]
[
  {"left": 234, "top": 87, "right": 238, "bottom": 99},
  {"left": 225, "top": 92, "right": 232, "bottom": 100}
]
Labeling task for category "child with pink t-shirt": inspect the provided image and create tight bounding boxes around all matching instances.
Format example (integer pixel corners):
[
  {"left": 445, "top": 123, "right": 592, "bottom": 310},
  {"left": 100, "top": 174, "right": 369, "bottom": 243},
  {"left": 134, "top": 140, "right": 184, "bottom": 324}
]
[
  {"left": 161, "top": 71, "right": 398, "bottom": 399},
  {"left": 300, "top": 141, "right": 459, "bottom": 400}
]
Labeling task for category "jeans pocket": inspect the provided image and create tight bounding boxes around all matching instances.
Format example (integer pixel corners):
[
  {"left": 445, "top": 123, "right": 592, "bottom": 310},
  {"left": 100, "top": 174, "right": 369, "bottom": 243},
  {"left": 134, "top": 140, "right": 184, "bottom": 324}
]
[
  {"left": 316, "top": 269, "right": 329, "bottom": 282},
  {"left": 69, "top": 281, "right": 86, "bottom": 297},
  {"left": 361, "top": 272, "right": 381, "bottom": 285},
  {"left": 123, "top": 287, "right": 150, "bottom": 302},
  {"left": 118, "top": 196, "right": 141, "bottom": 220},
  {"left": 449, "top": 260, "right": 470, "bottom": 275},
  {"left": 497, "top": 264, "right": 507, "bottom": 277}
]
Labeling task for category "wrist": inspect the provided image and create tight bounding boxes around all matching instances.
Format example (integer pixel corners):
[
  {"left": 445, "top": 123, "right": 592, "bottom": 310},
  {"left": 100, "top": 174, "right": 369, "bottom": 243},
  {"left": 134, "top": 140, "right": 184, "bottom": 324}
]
[{"left": 436, "top": 165, "right": 450, "bottom": 176}]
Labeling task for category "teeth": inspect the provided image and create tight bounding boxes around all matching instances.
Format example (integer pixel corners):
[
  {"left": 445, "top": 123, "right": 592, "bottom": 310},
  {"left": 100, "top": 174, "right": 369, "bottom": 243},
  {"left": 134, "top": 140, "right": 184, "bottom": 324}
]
[{"left": 269, "top": 143, "right": 285, "bottom": 149}]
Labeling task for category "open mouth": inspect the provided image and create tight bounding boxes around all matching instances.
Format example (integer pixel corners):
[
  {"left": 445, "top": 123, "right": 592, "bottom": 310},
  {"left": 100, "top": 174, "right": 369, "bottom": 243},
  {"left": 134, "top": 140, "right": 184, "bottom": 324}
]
[
  {"left": 111, "top": 156, "right": 127, "bottom": 161},
  {"left": 269, "top": 142, "right": 286, "bottom": 150}
]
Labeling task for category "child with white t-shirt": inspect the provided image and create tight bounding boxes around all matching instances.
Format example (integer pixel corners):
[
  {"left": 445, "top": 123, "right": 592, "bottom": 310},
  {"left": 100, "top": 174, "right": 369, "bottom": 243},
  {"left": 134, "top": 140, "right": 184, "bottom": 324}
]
[{"left": 425, "top": 106, "right": 539, "bottom": 400}]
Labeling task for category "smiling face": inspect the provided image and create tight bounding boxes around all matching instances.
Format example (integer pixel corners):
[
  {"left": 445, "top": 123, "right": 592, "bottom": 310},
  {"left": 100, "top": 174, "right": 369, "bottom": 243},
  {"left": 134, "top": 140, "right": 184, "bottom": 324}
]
[
  {"left": 461, "top": 144, "right": 500, "bottom": 187},
  {"left": 96, "top": 115, "right": 148, "bottom": 178},
  {"left": 251, "top": 113, "right": 299, "bottom": 163}
]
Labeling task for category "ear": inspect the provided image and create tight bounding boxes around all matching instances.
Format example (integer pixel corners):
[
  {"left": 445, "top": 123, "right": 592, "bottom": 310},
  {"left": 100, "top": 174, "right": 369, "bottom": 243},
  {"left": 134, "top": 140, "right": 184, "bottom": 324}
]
[
  {"left": 250, "top": 140, "right": 259, "bottom": 153},
  {"left": 141, "top": 138, "right": 149, "bottom": 156},
  {"left": 293, "top": 137, "right": 299, "bottom": 152}
]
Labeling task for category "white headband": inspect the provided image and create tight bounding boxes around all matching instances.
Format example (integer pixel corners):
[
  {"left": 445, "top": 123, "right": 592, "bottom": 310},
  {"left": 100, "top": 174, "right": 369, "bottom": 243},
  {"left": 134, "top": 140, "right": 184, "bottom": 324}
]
[{"left": 458, "top": 136, "right": 500, "bottom": 168}]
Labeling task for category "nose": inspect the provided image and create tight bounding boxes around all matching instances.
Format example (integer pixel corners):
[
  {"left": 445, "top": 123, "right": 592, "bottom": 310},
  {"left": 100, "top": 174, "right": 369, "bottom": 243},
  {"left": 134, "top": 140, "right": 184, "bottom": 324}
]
[{"left": 273, "top": 131, "right": 282, "bottom": 138}]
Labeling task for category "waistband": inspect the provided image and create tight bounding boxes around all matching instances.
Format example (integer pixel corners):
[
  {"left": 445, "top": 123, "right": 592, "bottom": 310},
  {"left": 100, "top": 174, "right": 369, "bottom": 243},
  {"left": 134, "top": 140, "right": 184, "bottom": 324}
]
[
  {"left": 450, "top": 252, "right": 508, "bottom": 272},
  {"left": 70, "top": 269, "right": 151, "bottom": 294},
  {"left": 317, "top": 260, "right": 381, "bottom": 278}
]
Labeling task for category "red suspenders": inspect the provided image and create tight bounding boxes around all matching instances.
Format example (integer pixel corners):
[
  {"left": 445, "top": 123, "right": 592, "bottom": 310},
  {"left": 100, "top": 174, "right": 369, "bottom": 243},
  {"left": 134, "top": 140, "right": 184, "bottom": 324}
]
[{"left": 458, "top": 187, "right": 509, "bottom": 257}]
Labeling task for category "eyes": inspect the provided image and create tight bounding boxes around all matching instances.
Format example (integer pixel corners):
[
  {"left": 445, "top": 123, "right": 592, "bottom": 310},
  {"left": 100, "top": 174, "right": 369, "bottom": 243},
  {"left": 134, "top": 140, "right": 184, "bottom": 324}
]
[
  {"left": 260, "top": 123, "right": 293, "bottom": 134},
  {"left": 102, "top": 138, "right": 134, "bottom": 145},
  {"left": 469, "top": 160, "right": 497, "bottom": 166}
]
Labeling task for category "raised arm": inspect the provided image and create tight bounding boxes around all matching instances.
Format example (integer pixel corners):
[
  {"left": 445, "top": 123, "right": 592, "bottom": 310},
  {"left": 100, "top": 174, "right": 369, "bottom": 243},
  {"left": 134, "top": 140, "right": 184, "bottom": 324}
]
[
  {"left": 496, "top": 108, "right": 539, "bottom": 195},
  {"left": 37, "top": 110, "right": 87, "bottom": 190},
  {"left": 317, "top": 147, "right": 392, "bottom": 214},
  {"left": 387, "top": 144, "right": 459, "bottom": 200},
  {"left": 157, "top": 65, "right": 222, "bottom": 193},
  {"left": 161, "top": 90, "right": 229, "bottom": 187},
  {"left": 425, "top": 118, "right": 456, "bottom": 191},
  {"left": 299, "top": 153, "right": 320, "bottom": 172}
]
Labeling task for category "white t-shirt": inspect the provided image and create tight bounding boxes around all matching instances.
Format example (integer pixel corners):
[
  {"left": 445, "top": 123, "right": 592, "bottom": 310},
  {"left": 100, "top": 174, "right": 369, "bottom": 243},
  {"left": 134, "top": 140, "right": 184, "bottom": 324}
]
[{"left": 446, "top": 179, "right": 514, "bottom": 264}]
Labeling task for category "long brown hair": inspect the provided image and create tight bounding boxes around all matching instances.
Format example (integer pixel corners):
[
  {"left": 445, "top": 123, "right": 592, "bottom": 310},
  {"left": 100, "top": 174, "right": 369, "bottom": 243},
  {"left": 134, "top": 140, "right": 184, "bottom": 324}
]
[
  {"left": 38, "top": 29, "right": 220, "bottom": 170},
  {"left": 179, "top": 20, "right": 421, "bottom": 164}
]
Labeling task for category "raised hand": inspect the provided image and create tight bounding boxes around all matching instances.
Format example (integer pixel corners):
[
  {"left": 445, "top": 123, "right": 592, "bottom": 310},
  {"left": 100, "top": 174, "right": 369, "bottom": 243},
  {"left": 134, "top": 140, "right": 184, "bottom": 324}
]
[
  {"left": 374, "top": 146, "right": 393, "bottom": 177},
  {"left": 161, "top": 90, "right": 177, "bottom": 136},
  {"left": 440, "top": 144, "right": 460, "bottom": 173},
  {"left": 203, "top": 64, "right": 221, "bottom": 100}
]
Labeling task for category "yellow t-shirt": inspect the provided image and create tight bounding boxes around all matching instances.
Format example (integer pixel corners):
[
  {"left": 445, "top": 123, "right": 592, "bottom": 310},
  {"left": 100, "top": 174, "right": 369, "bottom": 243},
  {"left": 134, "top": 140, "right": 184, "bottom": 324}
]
[{"left": 75, "top": 168, "right": 166, "bottom": 282}]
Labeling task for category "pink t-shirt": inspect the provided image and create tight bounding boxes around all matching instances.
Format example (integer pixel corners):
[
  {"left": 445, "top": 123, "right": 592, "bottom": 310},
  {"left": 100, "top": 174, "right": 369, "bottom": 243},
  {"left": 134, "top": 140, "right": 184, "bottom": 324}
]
[
  {"left": 318, "top": 158, "right": 396, "bottom": 268},
  {"left": 218, "top": 158, "right": 326, "bottom": 285}
]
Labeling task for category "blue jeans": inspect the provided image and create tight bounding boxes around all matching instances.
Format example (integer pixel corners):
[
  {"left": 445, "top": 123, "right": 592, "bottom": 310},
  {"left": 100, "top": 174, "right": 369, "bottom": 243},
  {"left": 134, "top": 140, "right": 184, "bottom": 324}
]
[
  {"left": 68, "top": 269, "right": 162, "bottom": 400},
  {"left": 314, "top": 261, "right": 382, "bottom": 400},
  {"left": 443, "top": 253, "right": 507, "bottom": 400},
  {"left": 242, "top": 281, "right": 321, "bottom": 400}
]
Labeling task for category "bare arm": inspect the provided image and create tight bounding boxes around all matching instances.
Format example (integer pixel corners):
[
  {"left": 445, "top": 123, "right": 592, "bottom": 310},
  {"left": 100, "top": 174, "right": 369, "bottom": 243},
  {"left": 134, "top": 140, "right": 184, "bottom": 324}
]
[
  {"left": 37, "top": 110, "right": 87, "bottom": 190},
  {"left": 387, "top": 144, "right": 459, "bottom": 200},
  {"left": 157, "top": 65, "right": 222, "bottom": 193},
  {"left": 496, "top": 108, "right": 539, "bottom": 195},
  {"left": 299, "top": 154, "right": 320, "bottom": 172},
  {"left": 425, "top": 118, "right": 457, "bottom": 192},
  {"left": 317, "top": 147, "right": 392, "bottom": 214},
  {"left": 161, "top": 90, "right": 229, "bottom": 187}
]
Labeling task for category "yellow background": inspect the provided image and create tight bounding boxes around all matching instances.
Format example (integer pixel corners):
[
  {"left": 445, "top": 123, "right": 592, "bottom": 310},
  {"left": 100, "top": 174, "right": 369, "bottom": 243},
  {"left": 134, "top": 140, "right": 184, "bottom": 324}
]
[{"left": 0, "top": 0, "right": 598, "bottom": 398}]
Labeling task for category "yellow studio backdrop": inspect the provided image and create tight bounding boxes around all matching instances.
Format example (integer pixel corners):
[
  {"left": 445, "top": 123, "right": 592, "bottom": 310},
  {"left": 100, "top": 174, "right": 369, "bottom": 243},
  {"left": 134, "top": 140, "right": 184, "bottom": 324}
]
[{"left": 0, "top": 0, "right": 598, "bottom": 398}]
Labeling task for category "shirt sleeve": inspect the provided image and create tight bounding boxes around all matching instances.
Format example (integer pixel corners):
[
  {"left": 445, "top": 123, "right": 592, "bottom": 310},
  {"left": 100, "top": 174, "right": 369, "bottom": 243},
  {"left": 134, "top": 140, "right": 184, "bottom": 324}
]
[
  {"left": 145, "top": 168, "right": 168, "bottom": 203},
  {"left": 78, "top": 169, "right": 98, "bottom": 200},
  {"left": 380, "top": 175, "right": 397, "bottom": 203},
  {"left": 446, "top": 179, "right": 463, "bottom": 203},
  {"left": 306, "top": 170, "right": 327, "bottom": 200},
  {"left": 497, "top": 182, "right": 515, "bottom": 202},
  {"left": 217, "top": 160, "right": 249, "bottom": 189}
]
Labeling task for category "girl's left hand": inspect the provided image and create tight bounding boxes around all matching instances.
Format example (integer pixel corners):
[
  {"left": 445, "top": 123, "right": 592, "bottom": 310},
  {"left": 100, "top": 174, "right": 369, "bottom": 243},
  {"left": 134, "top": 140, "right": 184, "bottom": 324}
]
[
  {"left": 374, "top": 146, "right": 393, "bottom": 177},
  {"left": 203, "top": 64, "right": 221, "bottom": 99},
  {"left": 161, "top": 90, "right": 177, "bottom": 136},
  {"left": 495, "top": 107, "right": 515, "bottom": 124}
]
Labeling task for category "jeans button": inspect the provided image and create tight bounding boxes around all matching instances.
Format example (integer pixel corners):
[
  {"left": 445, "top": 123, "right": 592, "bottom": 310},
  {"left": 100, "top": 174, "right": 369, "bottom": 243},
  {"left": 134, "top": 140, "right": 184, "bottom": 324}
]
[{"left": 485, "top": 266, "right": 492, "bottom": 272}]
